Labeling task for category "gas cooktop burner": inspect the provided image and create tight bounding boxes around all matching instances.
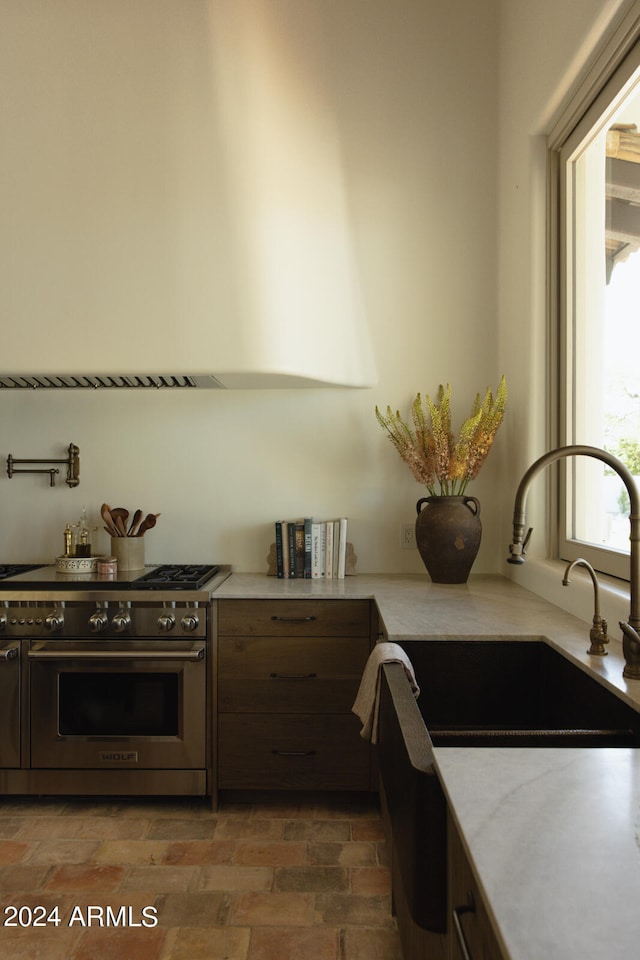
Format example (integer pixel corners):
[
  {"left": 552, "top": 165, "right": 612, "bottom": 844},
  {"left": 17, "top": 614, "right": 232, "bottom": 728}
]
[
  {"left": 134, "top": 564, "right": 220, "bottom": 590},
  {"left": 0, "top": 564, "right": 45, "bottom": 581}
]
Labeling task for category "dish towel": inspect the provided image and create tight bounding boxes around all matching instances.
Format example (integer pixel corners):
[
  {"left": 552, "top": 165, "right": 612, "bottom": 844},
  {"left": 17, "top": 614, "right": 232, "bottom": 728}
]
[{"left": 352, "top": 641, "right": 420, "bottom": 744}]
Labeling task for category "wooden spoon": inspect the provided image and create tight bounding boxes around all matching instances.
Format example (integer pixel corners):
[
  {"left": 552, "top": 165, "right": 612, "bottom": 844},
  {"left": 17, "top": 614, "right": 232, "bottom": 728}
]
[
  {"left": 136, "top": 512, "right": 161, "bottom": 537},
  {"left": 110, "top": 507, "right": 129, "bottom": 538},
  {"left": 101, "top": 503, "right": 120, "bottom": 537},
  {"left": 127, "top": 509, "right": 143, "bottom": 537}
]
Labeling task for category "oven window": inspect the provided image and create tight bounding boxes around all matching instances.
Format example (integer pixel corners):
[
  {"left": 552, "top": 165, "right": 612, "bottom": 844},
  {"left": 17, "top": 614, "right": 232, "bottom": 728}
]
[{"left": 58, "top": 672, "right": 179, "bottom": 737}]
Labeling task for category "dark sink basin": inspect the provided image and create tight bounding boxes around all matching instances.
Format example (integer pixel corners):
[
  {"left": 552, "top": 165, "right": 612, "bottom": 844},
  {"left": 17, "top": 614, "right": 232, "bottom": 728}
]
[
  {"left": 401, "top": 638, "right": 640, "bottom": 747},
  {"left": 376, "top": 638, "right": 640, "bottom": 937}
]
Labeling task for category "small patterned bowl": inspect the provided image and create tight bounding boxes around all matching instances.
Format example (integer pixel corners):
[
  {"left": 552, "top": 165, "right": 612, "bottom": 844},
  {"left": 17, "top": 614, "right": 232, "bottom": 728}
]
[{"left": 55, "top": 556, "right": 99, "bottom": 574}]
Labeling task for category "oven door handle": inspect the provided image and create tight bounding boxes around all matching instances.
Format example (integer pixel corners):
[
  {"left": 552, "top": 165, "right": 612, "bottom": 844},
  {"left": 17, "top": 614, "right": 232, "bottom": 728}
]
[
  {"left": 1, "top": 642, "right": 19, "bottom": 661},
  {"left": 28, "top": 643, "right": 205, "bottom": 662}
]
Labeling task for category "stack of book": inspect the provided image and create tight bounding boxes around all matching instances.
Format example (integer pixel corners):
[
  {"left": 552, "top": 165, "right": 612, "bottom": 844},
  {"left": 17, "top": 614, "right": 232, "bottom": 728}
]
[{"left": 275, "top": 518, "right": 349, "bottom": 579}]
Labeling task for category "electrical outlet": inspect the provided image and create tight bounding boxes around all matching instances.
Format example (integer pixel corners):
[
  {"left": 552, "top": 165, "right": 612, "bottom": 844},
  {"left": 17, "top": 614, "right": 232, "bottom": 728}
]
[{"left": 402, "top": 523, "right": 416, "bottom": 548}]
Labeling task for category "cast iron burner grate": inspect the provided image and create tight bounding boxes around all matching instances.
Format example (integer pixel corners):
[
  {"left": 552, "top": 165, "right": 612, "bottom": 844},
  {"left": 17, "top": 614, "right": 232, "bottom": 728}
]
[
  {"left": 134, "top": 564, "right": 220, "bottom": 590},
  {"left": 0, "top": 564, "right": 45, "bottom": 581}
]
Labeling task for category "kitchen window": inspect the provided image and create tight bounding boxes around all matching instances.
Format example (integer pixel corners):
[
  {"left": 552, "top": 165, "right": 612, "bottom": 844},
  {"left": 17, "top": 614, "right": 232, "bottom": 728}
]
[{"left": 553, "top": 26, "right": 640, "bottom": 581}]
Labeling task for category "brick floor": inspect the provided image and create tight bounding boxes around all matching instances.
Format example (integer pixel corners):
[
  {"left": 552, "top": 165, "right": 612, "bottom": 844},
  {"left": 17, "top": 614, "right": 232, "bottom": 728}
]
[{"left": 0, "top": 798, "right": 402, "bottom": 960}]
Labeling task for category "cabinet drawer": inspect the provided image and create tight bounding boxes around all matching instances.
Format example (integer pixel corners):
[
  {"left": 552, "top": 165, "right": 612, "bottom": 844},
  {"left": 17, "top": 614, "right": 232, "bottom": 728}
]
[
  {"left": 219, "top": 678, "right": 361, "bottom": 713},
  {"left": 218, "top": 714, "right": 370, "bottom": 790},
  {"left": 219, "top": 636, "right": 369, "bottom": 712},
  {"left": 218, "top": 599, "right": 370, "bottom": 637},
  {"left": 219, "top": 636, "right": 370, "bottom": 678}
]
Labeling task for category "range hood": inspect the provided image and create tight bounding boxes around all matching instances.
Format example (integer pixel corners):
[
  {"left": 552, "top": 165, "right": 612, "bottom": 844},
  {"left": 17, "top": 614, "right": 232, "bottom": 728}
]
[
  {"left": 1, "top": 1, "right": 378, "bottom": 392},
  {"left": 0, "top": 375, "right": 224, "bottom": 390},
  {"left": 0, "top": 368, "right": 373, "bottom": 390}
]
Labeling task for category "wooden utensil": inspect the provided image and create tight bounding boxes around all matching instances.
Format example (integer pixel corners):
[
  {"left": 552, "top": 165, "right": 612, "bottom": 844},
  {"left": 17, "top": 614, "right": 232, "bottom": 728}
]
[
  {"left": 101, "top": 503, "right": 120, "bottom": 537},
  {"left": 136, "top": 512, "right": 161, "bottom": 536},
  {"left": 127, "top": 509, "right": 143, "bottom": 537},
  {"left": 110, "top": 507, "right": 129, "bottom": 538}
]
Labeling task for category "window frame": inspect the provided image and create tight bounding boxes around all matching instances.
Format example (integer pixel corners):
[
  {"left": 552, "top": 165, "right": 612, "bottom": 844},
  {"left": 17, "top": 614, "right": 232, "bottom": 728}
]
[{"left": 549, "top": 5, "right": 640, "bottom": 581}]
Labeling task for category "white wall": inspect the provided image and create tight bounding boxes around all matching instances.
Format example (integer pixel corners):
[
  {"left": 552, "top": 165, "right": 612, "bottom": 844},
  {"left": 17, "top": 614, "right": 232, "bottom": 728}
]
[
  {"left": 1, "top": 0, "right": 505, "bottom": 573},
  {"left": 4, "top": 0, "right": 634, "bottom": 583},
  {"left": 497, "top": 0, "right": 629, "bottom": 474}
]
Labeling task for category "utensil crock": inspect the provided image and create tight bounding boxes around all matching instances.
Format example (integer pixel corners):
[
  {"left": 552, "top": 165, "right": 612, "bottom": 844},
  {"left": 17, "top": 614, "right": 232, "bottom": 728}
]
[{"left": 110, "top": 537, "right": 145, "bottom": 572}]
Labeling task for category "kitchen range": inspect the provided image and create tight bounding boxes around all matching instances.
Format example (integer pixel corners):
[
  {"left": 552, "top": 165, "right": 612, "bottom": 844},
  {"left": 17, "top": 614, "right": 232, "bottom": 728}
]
[{"left": 0, "top": 562, "right": 230, "bottom": 800}]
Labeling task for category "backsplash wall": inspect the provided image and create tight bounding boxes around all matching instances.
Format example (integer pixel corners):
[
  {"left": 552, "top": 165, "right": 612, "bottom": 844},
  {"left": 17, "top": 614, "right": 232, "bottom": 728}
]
[{"left": 0, "top": 380, "right": 507, "bottom": 574}]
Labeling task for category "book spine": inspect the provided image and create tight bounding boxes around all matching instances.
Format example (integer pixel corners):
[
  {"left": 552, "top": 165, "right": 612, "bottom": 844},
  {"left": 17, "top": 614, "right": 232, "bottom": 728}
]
[
  {"left": 287, "top": 522, "right": 297, "bottom": 578},
  {"left": 281, "top": 521, "right": 290, "bottom": 578},
  {"left": 337, "top": 517, "right": 348, "bottom": 578},
  {"left": 294, "top": 522, "right": 305, "bottom": 578},
  {"left": 275, "top": 521, "right": 284, "bottom": 578},
  {"left": 332, "top": 520, "right": 340, "bottom": 578},
  {"left": 304, "top": 518, "right": 313, "bottom": 579},
  {"left": 312, "top": 522, "right": 324, "bottom": 578},
  {"left": 325, "top": 520, "right": 334, "bottom": 579}
]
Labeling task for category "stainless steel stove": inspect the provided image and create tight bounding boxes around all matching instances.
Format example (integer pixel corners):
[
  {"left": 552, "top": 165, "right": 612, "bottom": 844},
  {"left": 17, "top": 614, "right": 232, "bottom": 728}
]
[
  {"left": 0, "top": 561, "right": 224, "bottom": 590},
  {"left": 0, "top": 562, "right": 230, "bottom": 802}
]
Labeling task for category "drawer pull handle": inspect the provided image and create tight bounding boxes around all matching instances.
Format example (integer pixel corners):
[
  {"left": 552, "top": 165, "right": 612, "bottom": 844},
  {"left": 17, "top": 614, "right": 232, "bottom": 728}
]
[
  {"left": 270, "top": 672, "right": 318, "bottom": 680},
  {"left": 452, "top": 894, "right": 475, "bottom": 960},
  {"left": 271, "top": 615, "right": 317, "bottom": 623},
  {"left": 272, "top": 749, "right": 317, "bottom": 758}
]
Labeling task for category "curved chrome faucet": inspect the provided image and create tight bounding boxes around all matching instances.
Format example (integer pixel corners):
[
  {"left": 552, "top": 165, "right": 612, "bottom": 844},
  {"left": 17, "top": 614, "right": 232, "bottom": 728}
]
[
  {"left": 507, "top": 444, "right": 640, "bottom": 679},
  {"left": 562, "top": 558, "right": 610, "bottom": 656}
]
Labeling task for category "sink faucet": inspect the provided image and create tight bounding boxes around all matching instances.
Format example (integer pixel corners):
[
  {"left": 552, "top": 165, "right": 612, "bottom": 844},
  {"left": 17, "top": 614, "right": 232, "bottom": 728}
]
[
  {"left": 507, "top": 444, "right": 640, "bottom": 679},
  {"left": 562, "top": 558, "right": 610, "bottom": 656}
]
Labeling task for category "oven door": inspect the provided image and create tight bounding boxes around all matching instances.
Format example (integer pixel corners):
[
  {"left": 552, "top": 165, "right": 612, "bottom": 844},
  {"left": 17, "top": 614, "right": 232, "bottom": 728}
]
[
  {"left": 0, "top": 641, "right": 21, "bottom": 768},
  {"left": 28, "top": 640, "right": 206, "bottom": 770}
]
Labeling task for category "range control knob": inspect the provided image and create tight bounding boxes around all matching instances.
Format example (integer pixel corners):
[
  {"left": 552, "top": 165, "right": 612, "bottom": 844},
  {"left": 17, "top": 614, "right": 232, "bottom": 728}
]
[
  {"left": 158, "top": 614, "right": 176, "bottom": 633},
  {"left": 88, "top": 610, "right": 109, "bottom": 634},
  {"left": 180, "top": 614, "right": 199, "bottom": 633},
  {"left": 44, "top": 611, "right": 64, "bottom": 633},
  {"left": 111, "top": 612, "right": 131, "bottom": 634}
]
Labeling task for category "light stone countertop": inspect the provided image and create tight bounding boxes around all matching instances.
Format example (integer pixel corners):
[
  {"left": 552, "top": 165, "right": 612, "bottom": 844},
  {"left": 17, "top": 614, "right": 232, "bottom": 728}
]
[
  {"left": 215, "top": 572, "right": 640, "bottom": 959},
  {"left": 436, "top": 746, "right": 640, "bottom": 960}
]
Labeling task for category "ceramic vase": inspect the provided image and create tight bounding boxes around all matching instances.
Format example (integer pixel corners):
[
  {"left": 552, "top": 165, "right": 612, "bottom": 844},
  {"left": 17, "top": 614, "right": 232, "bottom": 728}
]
[{"left": 415, "top": 495, "right": 482, "bottom": 583}]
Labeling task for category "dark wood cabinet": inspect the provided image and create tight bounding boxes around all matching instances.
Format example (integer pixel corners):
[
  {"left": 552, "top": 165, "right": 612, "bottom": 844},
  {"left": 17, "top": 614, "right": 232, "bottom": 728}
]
[
  {"left": 216, "top": 599, "right": 374, "bottom": 794},
  {"left": 380, "top": 780, "right": 506, "bottom": 960},
  {"left": 448, "top": 810, "right": 505, "bottom": 960}
]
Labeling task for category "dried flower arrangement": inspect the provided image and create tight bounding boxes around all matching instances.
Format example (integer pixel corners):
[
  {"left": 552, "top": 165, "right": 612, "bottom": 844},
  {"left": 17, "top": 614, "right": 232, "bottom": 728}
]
[{"left": 375, "top": 376, "right": 507, "bottom": 496}]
